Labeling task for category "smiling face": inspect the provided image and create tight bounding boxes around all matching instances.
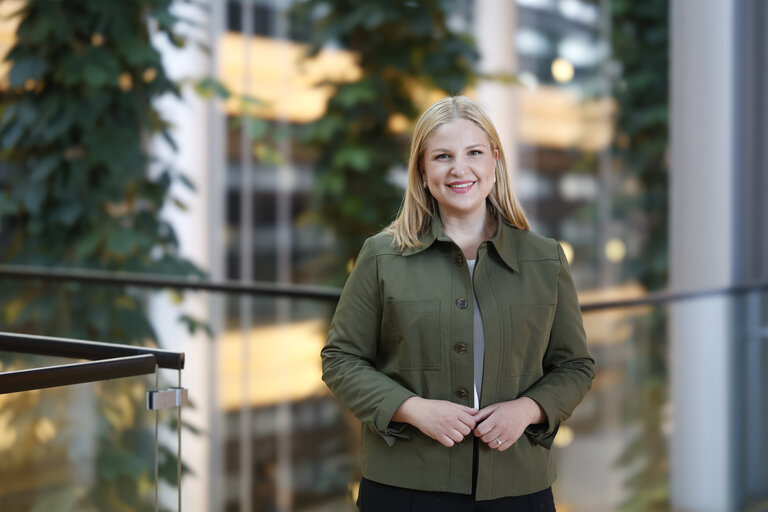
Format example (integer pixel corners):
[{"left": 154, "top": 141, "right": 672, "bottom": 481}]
[{"left": 421, "top": 118, "right": 498, "bottom": 221}]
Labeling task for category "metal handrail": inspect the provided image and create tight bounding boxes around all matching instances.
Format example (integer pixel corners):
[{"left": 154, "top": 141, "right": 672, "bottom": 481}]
[
  {"left": 0, "top": 354, "right": 157, "bottom": 394},
  {"left": 0, "top": 263, "right": 342, "bottom": 301},
  {"left": 0, "top": 331, "right": 185, "bottom": 394},
  {"left": 0, "top": 331, "right": 184, "bottom": 369},
  {"left": 1, "top": 263, "right": 767, "bottom": 311}
]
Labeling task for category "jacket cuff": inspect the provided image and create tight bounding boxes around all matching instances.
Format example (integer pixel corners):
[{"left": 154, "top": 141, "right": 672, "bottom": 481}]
[
  {"left": 521, "top": 390, "right": 560, "bottom": 449},
  {"left": 374, "top": 386, "right": 417, "bottom": 447}
]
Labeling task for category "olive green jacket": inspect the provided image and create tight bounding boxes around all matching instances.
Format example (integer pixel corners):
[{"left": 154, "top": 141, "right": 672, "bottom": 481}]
[{"left": 321, "top": 214, "right": 595, "bottom": 500}]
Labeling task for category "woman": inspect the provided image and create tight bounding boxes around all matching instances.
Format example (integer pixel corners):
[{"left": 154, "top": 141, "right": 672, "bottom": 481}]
[{"left": 321, "top": 96, "right": 594, "bottom": 511}]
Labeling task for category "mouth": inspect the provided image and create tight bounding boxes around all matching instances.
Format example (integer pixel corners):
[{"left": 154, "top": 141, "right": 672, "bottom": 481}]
[{"left": 447, "top": 181, "right": 476, "bottom": 190}]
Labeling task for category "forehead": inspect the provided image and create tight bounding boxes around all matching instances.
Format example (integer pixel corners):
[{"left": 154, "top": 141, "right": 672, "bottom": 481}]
[{"left": 425, "top": 118, "right": 490, "bottom": 147}]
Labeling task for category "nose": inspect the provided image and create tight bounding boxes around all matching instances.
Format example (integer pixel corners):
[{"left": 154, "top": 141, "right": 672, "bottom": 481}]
[{"left": 450, "top": 155, "right": 470, "bottom": 175}]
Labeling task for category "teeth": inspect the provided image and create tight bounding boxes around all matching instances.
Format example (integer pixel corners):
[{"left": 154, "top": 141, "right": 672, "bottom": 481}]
[{"left": 449, "top": 182, "right": 474, "bottom": 189}]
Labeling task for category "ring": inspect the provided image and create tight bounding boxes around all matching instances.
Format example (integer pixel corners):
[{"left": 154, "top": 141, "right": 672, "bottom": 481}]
[{"left": 495, "top": 437, "right": 502, "bottom": 446}]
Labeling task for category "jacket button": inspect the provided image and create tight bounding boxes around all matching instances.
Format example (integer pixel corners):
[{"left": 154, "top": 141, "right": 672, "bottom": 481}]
[
  {"left": 456, "top": 298, "right": 468, "bottom": 309},
  {"left": 454, "top": 343, "right": 467, "bottom": 354},
  {"left": 455, "top": 254, "right": 464, "bottom": 266},
  {"left": 456, "top": 388, "right": 468, "bottom": 399}
]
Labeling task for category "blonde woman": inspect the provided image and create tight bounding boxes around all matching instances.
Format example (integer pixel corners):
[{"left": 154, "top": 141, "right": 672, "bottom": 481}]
[{"left": 322, "top": 96, "right": 594, "bottom": 511}]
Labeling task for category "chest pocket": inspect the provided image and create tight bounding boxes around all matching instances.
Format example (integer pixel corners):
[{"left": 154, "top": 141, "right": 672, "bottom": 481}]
[
  {"left": 381, "top": 299, "right": 442, "bottom": 371},
  {"left": 505, "top": 304, "right": 554, "bottom": 376}
]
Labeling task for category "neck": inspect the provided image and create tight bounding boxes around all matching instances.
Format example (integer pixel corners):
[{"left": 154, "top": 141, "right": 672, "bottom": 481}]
[{"left": 439, "top": 206, "right": 497, "bottom": 259}]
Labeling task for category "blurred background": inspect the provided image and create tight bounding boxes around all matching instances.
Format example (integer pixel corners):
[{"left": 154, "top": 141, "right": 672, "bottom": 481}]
[{"left": 0, "top": 0, "right": 766, "bottom": 511}]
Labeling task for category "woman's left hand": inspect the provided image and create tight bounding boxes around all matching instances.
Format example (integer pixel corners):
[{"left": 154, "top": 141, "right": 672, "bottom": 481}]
[{"left": 473, "top": 397, "right": 545, "bottom": 451}]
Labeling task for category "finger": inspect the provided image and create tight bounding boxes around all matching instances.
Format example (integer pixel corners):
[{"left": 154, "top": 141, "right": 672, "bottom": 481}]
[
  {"left": 458, "top": 412, "right": 477, "bottom": 430},
  {"left": 480, "top": 428, "right": 501, "bottom": 444},
  {"left": 473, "top": 406, "right": 495, "bottom": 423},
  {"left": 456, "top": 422, "right": 472, "bottom": 437},
  {"left": 439, "top": 434, "right": 455, "bottom": 448},
  {"left": 486, "top": 434, "right": 504, "bottom": 450},
  {"left": 457, "top": 404, "right": 479, "bottom": 415},
  {"left": 474, "top": 420, "right": 494, "bottom": 437},
  {"left": 448, "top": 428, "right": 465, "bottom": 444}
]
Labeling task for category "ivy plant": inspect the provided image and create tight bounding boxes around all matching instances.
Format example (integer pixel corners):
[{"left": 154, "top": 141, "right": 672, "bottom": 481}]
[
  {"left": 0, "top": 0, "right": 202, "bottom": 510},
  {"left": 610, "top": 1, "right": 670, "bottom": 511},
  {"left": 294, "top": 0, "right": 479, "bottom": 280}
]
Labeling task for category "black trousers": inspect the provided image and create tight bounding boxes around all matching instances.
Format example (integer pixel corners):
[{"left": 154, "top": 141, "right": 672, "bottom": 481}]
[
  {"left": 357, "top": 439, "right": 556, "bottom": 512},
  {"left": 357, "top": 479, "right": 556, "bottom": 512}
]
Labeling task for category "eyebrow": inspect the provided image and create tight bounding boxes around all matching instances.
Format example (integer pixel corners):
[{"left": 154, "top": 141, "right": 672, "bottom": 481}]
[{"left": 428, "top": 143, "right": 487, "bottom": 154}]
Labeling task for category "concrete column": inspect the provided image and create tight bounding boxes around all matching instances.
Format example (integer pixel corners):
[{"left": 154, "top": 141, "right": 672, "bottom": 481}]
[
  {"left": 669, "top": 1, "right": 735, "bottom": 510},
  {"left": 474, "top": 0, "right": 518, "bottom": 182},
  {"left": 150, "top": 1, "right": 214, "bottom": 510}
]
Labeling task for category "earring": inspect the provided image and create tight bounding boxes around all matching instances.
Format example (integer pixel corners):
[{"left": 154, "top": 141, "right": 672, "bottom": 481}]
[{"left": 423, "top": 181, "right": 428, "bottom": 189}]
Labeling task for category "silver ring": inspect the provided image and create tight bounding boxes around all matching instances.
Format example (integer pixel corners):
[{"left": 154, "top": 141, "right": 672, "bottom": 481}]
[{"left": 495, "top": 437, "right": 502, "bottom": 446}]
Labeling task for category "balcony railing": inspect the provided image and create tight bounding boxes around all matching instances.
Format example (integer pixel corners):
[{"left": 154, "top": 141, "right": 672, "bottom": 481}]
[{"left": 0, "top": 264, "right": 766, "bottom": 511}]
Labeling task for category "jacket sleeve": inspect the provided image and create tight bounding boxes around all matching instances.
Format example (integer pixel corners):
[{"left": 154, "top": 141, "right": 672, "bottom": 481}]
[
  {"left": 521, "top": 243, "right": 595, "bottom": 449},
  {"left": 321, "top": 237, "right": 416, "bottom": 447}
]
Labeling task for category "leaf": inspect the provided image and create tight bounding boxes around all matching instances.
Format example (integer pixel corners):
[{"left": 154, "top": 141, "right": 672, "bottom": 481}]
[
  {"left": 8, "top": 56, "right": 49, "bottom": 87},
  {"left": 177, "top": 313, "right": 213, "bottom": 338},
  {"left": 193, "top": 76, "right": 230, "bottom": 99},
  {"left": 332, "top": 146, "right": 371, "bottom": 171},
  {"left": 246, "top": 118, "right": 269, "bottom": 140},
  {"left": 75, "top": 230, "right": 104, "bottom": 259},
  {"left": 161, "top": 128, "right": 178, "bottom": 152},
  {"left": 177, "top": 172, "right": 196, "bottom": 192},
  {"left": 53, "top": 201, "right": 83, "bottom": 226},
  {"left": 0, "top": 121, "right": 24, "bottom": 149},
  {"left": 336, "top": 81, "right": 377, "bottom": 107},
  {"left": 31, "top": 155, "right": 60, "bottom": 182},
  {"left": 24, "top": 184, "right": 45, "bottom": 214},
  {"left": 106, "top": 228, "right": 138, "bottom": 255}
]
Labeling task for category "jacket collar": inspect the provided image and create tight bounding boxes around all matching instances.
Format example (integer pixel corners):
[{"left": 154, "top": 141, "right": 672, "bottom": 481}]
[{"left": 402, "top": 211, "right": 520, "bottom": 272}]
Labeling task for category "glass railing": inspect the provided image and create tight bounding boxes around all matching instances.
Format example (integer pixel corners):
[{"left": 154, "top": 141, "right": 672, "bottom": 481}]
[
  {"left": 1, "top": 265, "right": 766, "bottom": 511},
  {"left": 0, "top": 328, "right": 187, "bottom": 511}
]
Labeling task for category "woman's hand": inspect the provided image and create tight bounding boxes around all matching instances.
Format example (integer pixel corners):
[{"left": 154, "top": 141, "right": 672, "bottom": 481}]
[
  {"left": 473, "top": 397, "right": 546, "bottom": 451},
  {"left": 393, "top": 397, "right": 479, "bottom": 447}
]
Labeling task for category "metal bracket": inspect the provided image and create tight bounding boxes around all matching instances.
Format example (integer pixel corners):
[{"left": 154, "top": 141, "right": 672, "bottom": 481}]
[{"left": 146, "top": 387, "right": 188, "bottom": 410}]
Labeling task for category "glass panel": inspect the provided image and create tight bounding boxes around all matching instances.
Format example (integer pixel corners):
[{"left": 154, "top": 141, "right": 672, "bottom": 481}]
[
  {"left": 2, "top": 275, "right": 767, "bottom": 510},
  {"left": 0, "top": 373, "right": 167, "bottom": 511},
  {"left": 554, "top": 302, "right": 668, "bottom": 511}
]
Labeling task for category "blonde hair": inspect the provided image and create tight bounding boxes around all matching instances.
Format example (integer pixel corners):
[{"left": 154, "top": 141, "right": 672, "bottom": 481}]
[{"left": 385, "top": 96, "right": 530, "bottom": 249}]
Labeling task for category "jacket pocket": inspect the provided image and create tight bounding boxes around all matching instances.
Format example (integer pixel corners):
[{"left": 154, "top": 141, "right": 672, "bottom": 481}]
[
  {"left": 505, "top": 304, "right": 554, "bottom": 376},
  {"left": 382, "top": 299, "right": 442, "bottom": 371}
]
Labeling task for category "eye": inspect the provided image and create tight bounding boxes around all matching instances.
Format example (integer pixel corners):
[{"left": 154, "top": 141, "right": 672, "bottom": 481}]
[
  {"left": 435, "top": 153, "right": 451, "bottom": 160},
  {"left": 468, "top": 149, "right": 482, "bottom": 156}
]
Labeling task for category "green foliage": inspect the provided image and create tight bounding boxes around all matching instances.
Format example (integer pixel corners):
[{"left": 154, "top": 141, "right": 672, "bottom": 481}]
[
  {"left": 0, "top": 0, "right": 203, "bottom": 509},
  {"left": 294, "top": 0, "right": 479, "bottom": 278},
  {"left": 611, "top": 0, "right": 669, "bottom": 291},
  {"left": 610, "top": 1, "right": 670, "bottom": 510}
]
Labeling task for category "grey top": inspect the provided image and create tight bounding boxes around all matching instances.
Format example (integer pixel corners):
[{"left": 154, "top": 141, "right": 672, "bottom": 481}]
[{"left": 467, "top": 259, "right": 485, "bottom": 409}]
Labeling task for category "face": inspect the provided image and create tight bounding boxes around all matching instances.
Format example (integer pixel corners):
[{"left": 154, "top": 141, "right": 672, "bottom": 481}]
[{"left": 421, "top": 118, "right": 498, "bottom": 220}]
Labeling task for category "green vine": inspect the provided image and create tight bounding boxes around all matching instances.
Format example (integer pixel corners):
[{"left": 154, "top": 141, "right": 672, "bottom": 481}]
[
  {"left": 610, "top": 1, "right": 670, "bottom": 510},
  {"left": 0, "top": 0, "right": 203, "bottom": 509},
  {"left": 294, "top": 0, "right": 479, "bottom": 280}
]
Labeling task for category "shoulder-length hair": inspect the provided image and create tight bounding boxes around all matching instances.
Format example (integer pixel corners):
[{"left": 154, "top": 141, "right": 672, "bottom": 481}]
[{"left": 385, "top": 96, "right": 530, "bottom": 250}]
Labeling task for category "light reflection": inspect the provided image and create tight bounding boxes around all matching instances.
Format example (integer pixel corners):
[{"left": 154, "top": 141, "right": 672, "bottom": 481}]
[
  {"left": 605, "top": 238, "right": 627, "bottom": 263},
  {"left": 558, "top": 0, "right": 599, "bottom": 25},
  {"left": 551, "top": 57, "right": 575, "bottom": 83},
  {"left": 560, "top": 240, "right": 575, "bottom": 265},
  {"left": 554, "top": 424, "right": 574, "bottom": 447},
  {"left": 516, "top": 28, "right": 552, "bottom": 57},
  {"left": 218, "top": 319, "right": 328, "bottom": 410}
]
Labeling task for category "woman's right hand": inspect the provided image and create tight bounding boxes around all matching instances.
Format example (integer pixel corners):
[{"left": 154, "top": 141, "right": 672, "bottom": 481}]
[{"left": 392, "top": 397, "right": 478, "bottom": 447}]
